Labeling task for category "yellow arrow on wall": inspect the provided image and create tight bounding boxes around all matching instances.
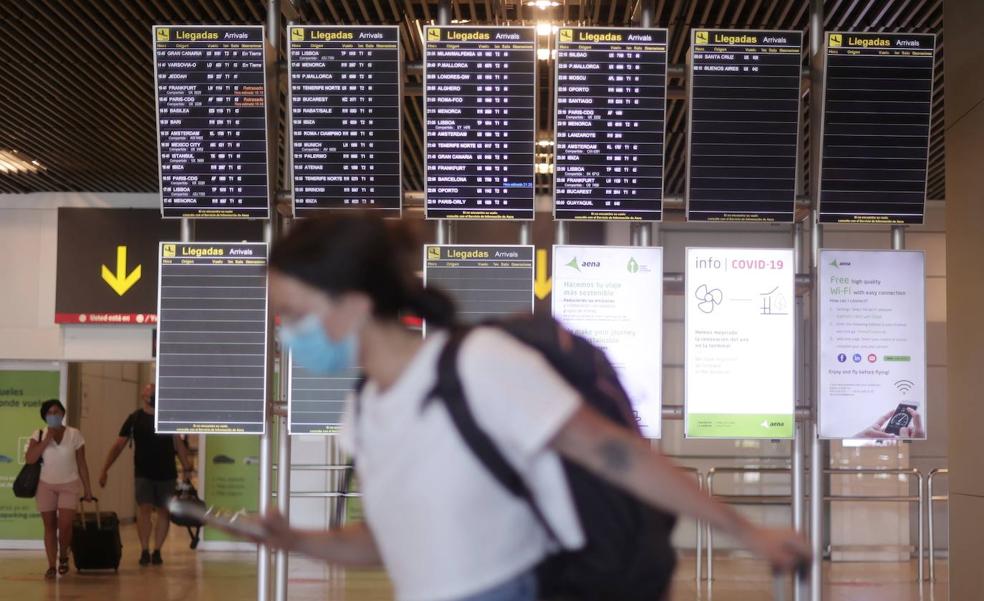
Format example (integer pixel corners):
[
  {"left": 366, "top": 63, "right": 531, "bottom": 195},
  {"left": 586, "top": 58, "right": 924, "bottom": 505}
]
[
  {"left": 101, "top": 245, "right": 142, "bottom": 296},
  {"left": 534, "top": 249, "right": 552, "bottom": 300}
]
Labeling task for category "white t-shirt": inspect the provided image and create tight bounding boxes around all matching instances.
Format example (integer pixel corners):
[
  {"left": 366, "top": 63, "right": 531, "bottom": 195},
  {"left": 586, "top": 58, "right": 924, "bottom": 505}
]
[
  {"left": 32, "top": 427, "right": 85, "bottom": 485},
  {"left": 341, "top": 328, "right": 585, "bottom": 601}
]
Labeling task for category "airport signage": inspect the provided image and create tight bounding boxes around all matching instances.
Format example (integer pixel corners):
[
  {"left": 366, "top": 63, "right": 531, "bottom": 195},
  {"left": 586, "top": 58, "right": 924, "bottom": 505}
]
[
  {"left": 156, "top": 242, "right": 268, "bottom": 434},
  {"left": 687, "top": 30, "right": 803, "bottom": 222},
  {"left": 153, "top": 25, "right": 270, "bottom": 219},
  {"left": 819, "top": 33, "right": 936, "bottom": 224},
  {"left": 553, "top": 27, "right": 668, "bottom": 222},
  {"left": 685, "top": 247, "right": 795, "bottom": 438},
  {"left": 288, "top": 26, "right": 402, "bottom": 217},
  {"left": 424, "top": 27, "right": 537, "bottom": 220},
  {"left": 552, "top": 245, "right": 663, "bottom": 437},
  {"left": 819, "top": 250, "right": 927, "bottom": 439}
]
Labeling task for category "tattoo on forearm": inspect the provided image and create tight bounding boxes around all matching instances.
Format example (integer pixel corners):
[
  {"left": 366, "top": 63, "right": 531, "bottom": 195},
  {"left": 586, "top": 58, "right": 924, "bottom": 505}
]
[{"left": 597, "top": 439, "right": 633, "bottom": 473}]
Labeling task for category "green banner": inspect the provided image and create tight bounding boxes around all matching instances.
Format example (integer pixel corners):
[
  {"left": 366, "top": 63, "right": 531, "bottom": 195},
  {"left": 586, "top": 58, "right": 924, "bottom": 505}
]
[
  {"left": 203, "top": 435, "right": 260, "bottom": 542},
  {"left": 0, "top": 370, "right": 61, "bottom": 540},
  {"left": 686, "top": 413, "right": 794, "bottom": 439}
]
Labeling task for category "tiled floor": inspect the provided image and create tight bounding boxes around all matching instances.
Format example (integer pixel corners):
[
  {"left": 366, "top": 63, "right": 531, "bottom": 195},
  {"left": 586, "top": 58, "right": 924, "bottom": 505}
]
[{"left": 0, "top": 524, "right": 947, "bottom": 600}]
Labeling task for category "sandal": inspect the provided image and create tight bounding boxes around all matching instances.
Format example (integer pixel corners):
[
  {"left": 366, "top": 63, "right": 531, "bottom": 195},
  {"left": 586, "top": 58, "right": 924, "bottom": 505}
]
[
  {"left": 58, "top": 556, "right": 70, "bottom": 575},
  {"left": 44, "top": 567, "right": 56, "bottom": 580}
]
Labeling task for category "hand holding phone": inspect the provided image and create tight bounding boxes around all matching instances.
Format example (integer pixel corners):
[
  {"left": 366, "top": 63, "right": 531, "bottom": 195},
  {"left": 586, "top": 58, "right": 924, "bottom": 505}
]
[{"left": 884, "top": 403, "right": 919, "bottom": 435}]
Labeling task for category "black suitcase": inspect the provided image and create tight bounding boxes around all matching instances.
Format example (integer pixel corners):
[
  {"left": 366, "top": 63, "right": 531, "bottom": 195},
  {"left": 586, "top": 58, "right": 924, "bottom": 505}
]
[{"left": 72, "top": 498, "right": 122, "bottom": 572}]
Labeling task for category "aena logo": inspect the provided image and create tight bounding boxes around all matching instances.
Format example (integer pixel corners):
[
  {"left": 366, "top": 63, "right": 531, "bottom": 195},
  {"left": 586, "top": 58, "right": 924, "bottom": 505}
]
[
  {"left": 566, "top": 257, "right": 601, "bottom": 271},
  {"left": 829, "top": 259, "right": 852, "bottom": 268}
]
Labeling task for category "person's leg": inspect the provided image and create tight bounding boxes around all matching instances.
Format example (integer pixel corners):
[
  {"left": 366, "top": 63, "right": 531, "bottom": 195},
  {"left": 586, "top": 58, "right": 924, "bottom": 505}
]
[
  {"left": 453, "top": 571, "right": 538, "bottom": 601},
  {"left": 135, "top": 477, "right": 155, "bottom": 564},
  {"left": 40, "top": 511, "right": 58, "bottom": 574},
  {"left": 151, "top": 479, "right": 175, "bottom": 564},
  {"left": 56, "top": 508, "right": 76, "bottom": 574}
]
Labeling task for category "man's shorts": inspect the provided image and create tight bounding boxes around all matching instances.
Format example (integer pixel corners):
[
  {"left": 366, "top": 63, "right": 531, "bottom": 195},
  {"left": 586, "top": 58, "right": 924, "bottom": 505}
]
[
  {"left": 135, "top": 477, "right": 176, "bottom": 509},
  {"left": 36, "top": 479, "right": 82, "bottom": 513}
]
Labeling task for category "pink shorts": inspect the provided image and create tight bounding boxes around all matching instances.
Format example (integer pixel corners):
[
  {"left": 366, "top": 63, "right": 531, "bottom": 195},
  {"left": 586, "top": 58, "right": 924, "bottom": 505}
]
[{"left": 36, "top": 479, "right": 82, "bottom": 513}]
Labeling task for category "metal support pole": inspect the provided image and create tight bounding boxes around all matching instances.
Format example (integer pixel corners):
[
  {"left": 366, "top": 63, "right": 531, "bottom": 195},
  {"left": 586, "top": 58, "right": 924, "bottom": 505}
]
[
  {"left": 640, "top": 0, "right": 653, "bottom": 28},
  {"left": 260, "top": 3, "right": 281, "bottom": 600},
  {"left": 792, "top": 221, "right": 806, "bottom": 601},
  {"left": 434, "top": 0, "right": 454, "bottom": 247},
  {"left": 274, "top": 412, "right": 291, "bottom": 601},
  {"left": 891, "top": 225, "right": 906, "bottom": 250},
  {"left": 927, "top": 468, "right": 947, "bottom": 582},
  {"left": 437, "top": 0, "right": 451, "bottom": 25},
  {"left": 555, "top": 221, "right": 569, "bottom": 246},
  {"left": 808, "top": 0, "right": 825, "bottom": 596},
  {"left": 696, "top": 473, "right": 704, "bottom": 583},
  {"left": 519, "top": 222, "right": 533, "bottom": 246},
  {"left": 917, "top": 473, "right": 925, "bottom": 584},
  {"left": 179, "top": 218, "right": 193, "bottom": 243}
]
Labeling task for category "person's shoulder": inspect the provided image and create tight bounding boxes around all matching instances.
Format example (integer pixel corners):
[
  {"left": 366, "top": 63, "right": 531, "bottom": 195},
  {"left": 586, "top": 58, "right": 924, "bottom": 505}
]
[{"left": 461, "top": 326, "right": 525, "bottom": 355}]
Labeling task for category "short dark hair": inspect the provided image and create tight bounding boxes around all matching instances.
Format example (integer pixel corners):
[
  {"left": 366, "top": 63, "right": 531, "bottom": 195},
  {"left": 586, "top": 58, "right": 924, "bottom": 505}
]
[{"left": 40, "top": 399, "right": 65, "bottom": 421}]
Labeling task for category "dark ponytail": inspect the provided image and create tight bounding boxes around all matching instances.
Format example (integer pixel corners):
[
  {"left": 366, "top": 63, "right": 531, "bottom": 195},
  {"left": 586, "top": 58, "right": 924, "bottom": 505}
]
[{"left": 270, "top": 214, "right": 458, "bottom": 327}]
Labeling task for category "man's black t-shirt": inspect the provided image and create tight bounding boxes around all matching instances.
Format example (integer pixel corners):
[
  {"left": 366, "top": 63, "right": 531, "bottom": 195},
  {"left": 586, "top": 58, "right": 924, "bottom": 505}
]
[{"left": 119, "top": 410, "right": 177, "bottom": 481}]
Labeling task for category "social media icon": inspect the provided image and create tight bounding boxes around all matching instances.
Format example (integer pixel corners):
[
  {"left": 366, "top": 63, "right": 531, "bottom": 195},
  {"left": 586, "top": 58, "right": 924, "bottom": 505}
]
[
  {"left": 837, "top": 353, "right": 847, "bottom": 363},
  {"left": 852, "top": 353, "right": 863, "bottom": 363},
  {"left": 868, "top": 354, "right": 877, "bottom": 363}
]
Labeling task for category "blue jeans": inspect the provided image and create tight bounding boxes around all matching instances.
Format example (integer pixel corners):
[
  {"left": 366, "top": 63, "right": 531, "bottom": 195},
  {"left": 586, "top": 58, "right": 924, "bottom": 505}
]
[{"left": 454, "top": 571, "right": 537, "bottom": 601}]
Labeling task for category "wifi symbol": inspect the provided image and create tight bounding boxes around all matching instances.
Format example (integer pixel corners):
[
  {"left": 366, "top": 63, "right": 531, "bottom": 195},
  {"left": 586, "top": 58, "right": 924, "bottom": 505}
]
[{"left": 894, "top": 380, "right": 914, "bottom": 394}]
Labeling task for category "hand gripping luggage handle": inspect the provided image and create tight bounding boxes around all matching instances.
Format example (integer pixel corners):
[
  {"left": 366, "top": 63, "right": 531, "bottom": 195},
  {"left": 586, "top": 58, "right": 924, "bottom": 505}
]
[{"left": 78, "top": 497, "right": 101, "bottom": 530}]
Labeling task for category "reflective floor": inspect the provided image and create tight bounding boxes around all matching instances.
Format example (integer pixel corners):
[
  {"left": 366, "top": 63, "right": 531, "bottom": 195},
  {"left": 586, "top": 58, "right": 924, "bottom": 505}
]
[{"left": 0, "top": 524, "right": 947, "bottom": 601}]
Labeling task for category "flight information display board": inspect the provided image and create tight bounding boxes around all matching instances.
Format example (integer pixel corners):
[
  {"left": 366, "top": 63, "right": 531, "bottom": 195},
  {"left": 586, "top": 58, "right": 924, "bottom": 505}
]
[
  {"left": 423, "top": 245, "right": 534, "bottom": 326},
  {"left": 554, "top": 27, "right": 668, "bottom": 222},
  {"left": 156, "top": 242, "right": 268, "bottom": 434},
  {"left": 819, "top": 32, "right": 936, "bottom": 224},
  {"left": 288, "top": 357, "right": 357, "bottom": 435},
  {"left": 288, "top": 26, "right": 402, "bottom": 217},
  {"left": 424, "top": 27, "right": 536, "bottom": 220},
  {"left": 153, "top": 26, "right": 270, "bottom": 219},
  {"left": 687, "top": 30, "right": 802, "bottom": 222}
]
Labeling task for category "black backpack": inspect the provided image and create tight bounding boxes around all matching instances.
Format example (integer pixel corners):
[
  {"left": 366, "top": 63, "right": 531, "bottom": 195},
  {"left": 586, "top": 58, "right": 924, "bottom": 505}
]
[{"left": 422, "top": 315, "right": 678, "bottom": 601}]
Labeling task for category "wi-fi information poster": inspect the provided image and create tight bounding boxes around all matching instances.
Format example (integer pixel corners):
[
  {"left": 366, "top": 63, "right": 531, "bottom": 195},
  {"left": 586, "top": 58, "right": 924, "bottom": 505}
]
[
  {"left": 818, "top": 250, "right": 927, "bottom": 439},
  {"left": 685, "top": 247, "right": 795, "bottom": 438},
  {"left": 552, "top": 245, "right": 663, "bottom": 438}
]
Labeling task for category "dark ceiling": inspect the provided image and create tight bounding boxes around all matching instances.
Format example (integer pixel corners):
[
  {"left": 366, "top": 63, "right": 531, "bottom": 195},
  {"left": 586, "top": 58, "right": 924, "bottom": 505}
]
[{"left": 0, "top": 0, "right": 944, "bottom": 203}]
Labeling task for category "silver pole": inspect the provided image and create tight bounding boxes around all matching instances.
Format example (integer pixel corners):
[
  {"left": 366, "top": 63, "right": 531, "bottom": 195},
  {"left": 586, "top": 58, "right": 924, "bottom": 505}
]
[
  {"left": 637, "top": 223, "right": 653, "bottom": 246},
  {"left": 260, "top": 3, "right": 281, "bottom": 600},
  {"left": 808, "top": 0, "right": 825, "bottom": 596},
  {"left": 555, "top": 221, "right": 569, "bottom": 246},
  {"left": 274, "top": 412, "right": 291, "bottom": 601},
  {"left": 891, "top": 225, "right": 906, "bottom": 251},
  {"left": 917, "top": 472, "right": 925, "bottom": 584},
  {"left": 179, "top": 218, "right": 193, "bottom": 243},
  {"left": 433, "top": 0, "right": 453, "bottom": 245},
  {"left": 793, "top": 221, "right": 806, "bottom": 601},
  {"left": 437, "top": 0, "right": 451, "bottom": 25},
  {"left": 435, "top": 219, "right": 453, "bottom": 245},
  {"left": 706, "top": 472, "right": 715, "bottom": 582},
  {"left": 519, "top": 222, "right": 533, "bottom": 245},
  {"left": 696, "top": 474, "right": 704, "bottom": 584}
]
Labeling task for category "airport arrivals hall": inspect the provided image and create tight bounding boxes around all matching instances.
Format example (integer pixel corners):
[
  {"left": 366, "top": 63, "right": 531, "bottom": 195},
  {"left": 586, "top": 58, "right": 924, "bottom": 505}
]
[{"left": 1, "top": 1, "right": 981, "bottom": 600}]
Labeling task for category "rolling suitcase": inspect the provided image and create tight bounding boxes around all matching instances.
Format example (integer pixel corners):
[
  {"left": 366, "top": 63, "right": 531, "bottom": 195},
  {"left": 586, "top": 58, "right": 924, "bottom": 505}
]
[{"left": 71, "top": 498, "right": 122, "bottom": 572}]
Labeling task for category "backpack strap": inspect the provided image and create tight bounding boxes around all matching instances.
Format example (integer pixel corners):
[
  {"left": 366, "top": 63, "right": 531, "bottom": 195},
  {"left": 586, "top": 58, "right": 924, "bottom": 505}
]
[{"left": 427, "top": 327, "right": 560, "bottom": 543}]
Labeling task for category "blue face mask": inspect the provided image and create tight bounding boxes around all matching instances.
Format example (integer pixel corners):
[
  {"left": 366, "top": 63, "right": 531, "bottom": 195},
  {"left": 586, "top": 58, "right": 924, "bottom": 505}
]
[
  {"left": 46, "top": 415, "right": 64, "bottom": 428},
  {"left": 280, "top": 314, "right": 359, "bottom": 375}
]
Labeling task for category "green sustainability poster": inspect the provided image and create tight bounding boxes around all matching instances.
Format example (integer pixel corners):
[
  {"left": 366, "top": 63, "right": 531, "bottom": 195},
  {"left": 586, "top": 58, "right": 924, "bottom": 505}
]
[
  {"left": 0, "top": 370, "right": 61, "bottom": 540},
  {"left": 203, "top": 435, "right": 260, "bottom": 542}
]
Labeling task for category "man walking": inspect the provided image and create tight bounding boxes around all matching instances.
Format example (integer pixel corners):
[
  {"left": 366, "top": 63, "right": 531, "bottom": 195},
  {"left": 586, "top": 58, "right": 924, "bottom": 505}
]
[{"left": 99, "top": 383, "right": 192, "bottom": 565}]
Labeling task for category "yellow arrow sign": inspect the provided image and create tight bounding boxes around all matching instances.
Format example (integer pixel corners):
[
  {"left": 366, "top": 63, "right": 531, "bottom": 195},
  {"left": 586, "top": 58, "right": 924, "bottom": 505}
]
[
  {"left": 534, "top": 249, "right": 552, "bottom": 300},
  {"left": 101, "top": 245, "right": 142, "bottom": 296}
]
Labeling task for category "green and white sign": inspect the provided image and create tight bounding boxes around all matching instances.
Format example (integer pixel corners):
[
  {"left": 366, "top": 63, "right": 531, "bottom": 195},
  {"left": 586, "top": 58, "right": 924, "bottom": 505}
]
[
  {"left": 685, "top": 248, "right": 795, "bottom": 438},
  {"left": 0, "top": 368, "right": 61, "bottom": 540},
  {"left": 819, "top": 250, "right": 927, "bottom": 439},
  {"left": 202, "top": 435, "right": 260, "bottom": 542},
  {"left": 552, "top": 245, "right": 663, "bottom": 438}
]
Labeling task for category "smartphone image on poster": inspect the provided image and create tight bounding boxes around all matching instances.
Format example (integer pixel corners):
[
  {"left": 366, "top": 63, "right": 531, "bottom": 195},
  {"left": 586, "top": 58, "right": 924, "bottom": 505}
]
[{"left": 884, "top": 403, "right": 919, "bottom": 435}]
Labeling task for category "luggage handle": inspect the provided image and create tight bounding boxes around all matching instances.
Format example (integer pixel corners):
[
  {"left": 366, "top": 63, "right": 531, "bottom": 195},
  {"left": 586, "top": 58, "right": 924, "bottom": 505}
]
[{"left": 78, "top": 497, "right": 101, "bottom": 530}]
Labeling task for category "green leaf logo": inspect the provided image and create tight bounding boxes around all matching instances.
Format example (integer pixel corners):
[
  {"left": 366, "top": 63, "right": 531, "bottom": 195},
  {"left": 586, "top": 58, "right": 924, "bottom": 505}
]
[
  {"left": 829, "top": 259, "right": 839, "bottom": 268},
  {"left": 627, "top": 257, "right": 639, "bottom": 273},
  {"left": 566, "top": 257, "right": 580, "bottom": 272}
]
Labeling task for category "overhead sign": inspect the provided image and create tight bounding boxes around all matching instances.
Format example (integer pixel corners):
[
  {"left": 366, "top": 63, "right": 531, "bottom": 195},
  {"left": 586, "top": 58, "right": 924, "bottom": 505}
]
[
  {"left": 553, "top": 27, "right": 668, "bottom": 222},
  {"left": 288, "top": 26, "right": 402, "bottom": 217},
  {"left": 685, "top": 248, "right": 795, "bottom": 438},
  {"left": 687, "top": 30, "right": 803, "bottom": 222},
  {"left": 819, "top": 250, "right": 927, "bottom": 439},
  {"left": 423, "top": 245, "right": 534, "bottom": 326},
  {"left": 424, "top": 27, "right": 537, "bottom": 220},
  {"left": 819, "top": 32, "right": 936, "bottom": 224},
  {"left": 156, "top": 242, "right": 268, "bottom": 434},
  {"left": 153, "top": 25, "right": 270, "bottom": 219},
  {"left": 552, "top": 245, "right": 663, "bottom": 438},
  {"left": 288, "top": 356, "right": 357, "bottom": 435},
  {"left": 55, "top": 208, "right": 179, "bottom": 324}
]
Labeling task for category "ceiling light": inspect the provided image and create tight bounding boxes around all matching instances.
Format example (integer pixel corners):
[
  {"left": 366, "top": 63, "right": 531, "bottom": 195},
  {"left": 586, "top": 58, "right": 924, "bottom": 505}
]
[
  {"left": 0, "top": 150, "right": 43, "bottom": 174},
  {"left": 527, "top": 0, "right": 560, "bottom": 8}
]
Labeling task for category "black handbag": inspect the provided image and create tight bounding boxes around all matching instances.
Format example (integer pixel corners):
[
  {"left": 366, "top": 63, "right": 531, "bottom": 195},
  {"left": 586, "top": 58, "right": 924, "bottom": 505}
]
[{"left": 13, "top": 431, "right": 43, "bottom": 498}]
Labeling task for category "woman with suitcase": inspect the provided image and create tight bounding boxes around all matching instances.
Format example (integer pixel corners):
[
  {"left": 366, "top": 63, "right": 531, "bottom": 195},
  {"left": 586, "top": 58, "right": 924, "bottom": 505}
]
[{"left": 25, "top": 399, "right": 95, "bottom": 580}]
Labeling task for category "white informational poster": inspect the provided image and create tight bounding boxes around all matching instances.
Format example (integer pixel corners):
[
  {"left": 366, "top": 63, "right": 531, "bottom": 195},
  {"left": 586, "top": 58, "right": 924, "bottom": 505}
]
[
  {"left": 819, "top": 250, "right": 927, "bottom": 439},
  {"left": 685, "top": 248, "right": 795, "bottom": 438},
  {"left": 552, "top": 246, "right": 663, "bottom": 438}
]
